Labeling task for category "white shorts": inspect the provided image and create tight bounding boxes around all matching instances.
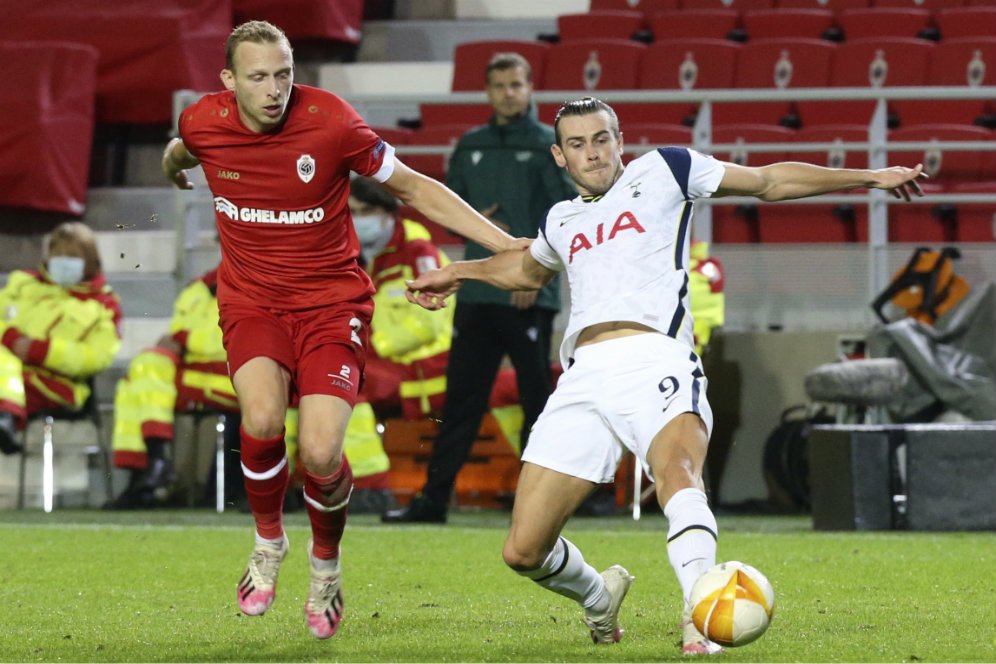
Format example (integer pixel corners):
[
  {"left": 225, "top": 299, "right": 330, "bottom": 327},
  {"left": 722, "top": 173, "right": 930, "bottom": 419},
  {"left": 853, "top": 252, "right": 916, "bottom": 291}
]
[{"left": 522, "top": 332, "right": 713, "bottom": 484}]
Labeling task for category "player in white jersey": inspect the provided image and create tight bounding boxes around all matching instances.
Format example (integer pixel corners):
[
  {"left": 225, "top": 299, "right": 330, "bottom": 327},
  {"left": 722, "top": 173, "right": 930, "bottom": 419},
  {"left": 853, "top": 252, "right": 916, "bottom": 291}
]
[{"left": 405, "top": 97, "right": 925, "bottom": 655}]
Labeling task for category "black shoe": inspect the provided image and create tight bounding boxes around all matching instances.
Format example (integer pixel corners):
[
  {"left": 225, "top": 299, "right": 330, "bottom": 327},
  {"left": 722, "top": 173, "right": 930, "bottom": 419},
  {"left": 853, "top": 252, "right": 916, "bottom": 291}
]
[
  {"left": 381, "top": 494, "right": 447, "bottom": 524},
  {"left": 0, "top": 411, "right": 22, "bottom": 455},
  {"left": 350, "top": 489, "right": 398, "bottom": 515}
]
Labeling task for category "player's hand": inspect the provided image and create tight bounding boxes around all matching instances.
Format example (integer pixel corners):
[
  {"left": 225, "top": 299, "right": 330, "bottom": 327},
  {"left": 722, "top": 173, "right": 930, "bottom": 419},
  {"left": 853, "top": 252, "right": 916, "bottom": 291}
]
[
  {"left": 872, "top": 164, "right": 927, "bottom": 202},
  {"left": 500, "top": 237, "right": 533, "bottom": 253},
  {"left": 510, "top": 290, "right": 538, "bottom": 309},
  {"left": 162, "top": 138, "right": 195, "bottom": 190},
  {"left": 406, "top": 266, "right": 460, "bottom": 310}
]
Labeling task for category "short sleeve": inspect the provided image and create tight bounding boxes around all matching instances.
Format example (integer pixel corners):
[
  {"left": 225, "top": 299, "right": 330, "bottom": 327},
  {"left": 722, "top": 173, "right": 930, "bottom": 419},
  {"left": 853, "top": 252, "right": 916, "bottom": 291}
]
[
  {"left": 688, "top": 149, "right": 726, "bottom": 199},
  {"left": 529, "top": 229, "right": 564, "bottom": 272},
  {"left": 339, "top": 100, "right": 396, "bottom": 182},
  {"left": 657, "top": 147, "right": 726, "bottom": 200}
]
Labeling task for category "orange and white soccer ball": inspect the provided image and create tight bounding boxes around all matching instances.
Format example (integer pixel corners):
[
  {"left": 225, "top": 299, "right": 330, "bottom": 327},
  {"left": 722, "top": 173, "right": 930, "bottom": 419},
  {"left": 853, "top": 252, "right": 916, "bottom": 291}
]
[{"left": 689, "top": 561, "right": 775, "bottom": 647}]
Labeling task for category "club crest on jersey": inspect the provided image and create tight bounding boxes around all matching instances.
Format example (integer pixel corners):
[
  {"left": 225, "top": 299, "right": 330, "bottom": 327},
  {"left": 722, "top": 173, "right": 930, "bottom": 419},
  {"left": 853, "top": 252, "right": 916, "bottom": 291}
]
[
  {"left": 568, "top": 211, "right": 646, "bottom": 263},
  {"left": 297, "top": 154, "right": 316, "bottom": 183}
]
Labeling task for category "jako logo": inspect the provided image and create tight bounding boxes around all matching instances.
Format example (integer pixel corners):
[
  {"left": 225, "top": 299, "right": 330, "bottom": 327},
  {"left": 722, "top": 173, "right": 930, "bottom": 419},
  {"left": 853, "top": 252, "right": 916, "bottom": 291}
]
[
  {"left": 213, "top": 196, "right": 325, "bottom": 225},
  {"left": 569, "top": 211, "right": 646, "bottom": 263}
]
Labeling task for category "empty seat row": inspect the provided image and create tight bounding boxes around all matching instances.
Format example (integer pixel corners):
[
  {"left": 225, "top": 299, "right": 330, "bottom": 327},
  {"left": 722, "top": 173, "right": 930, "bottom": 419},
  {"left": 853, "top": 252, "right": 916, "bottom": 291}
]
[
  {"left": 378, "top": 123, "right": 994, "bottom": 245},
  {"left": 446, "top": 37, "right": 995, "bottom": 129},
  {"left": 560, "top": 7, "right": 996, "bottom": 42},
  {"left": 590, "top": 0, "right": 996, "bottom": 14}
]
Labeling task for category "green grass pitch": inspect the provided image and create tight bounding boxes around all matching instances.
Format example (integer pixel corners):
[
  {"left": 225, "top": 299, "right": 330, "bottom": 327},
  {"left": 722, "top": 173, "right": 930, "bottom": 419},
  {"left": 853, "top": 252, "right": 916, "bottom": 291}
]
[{"left": 1, "top": 510, "right": 993, "bottom": 662}]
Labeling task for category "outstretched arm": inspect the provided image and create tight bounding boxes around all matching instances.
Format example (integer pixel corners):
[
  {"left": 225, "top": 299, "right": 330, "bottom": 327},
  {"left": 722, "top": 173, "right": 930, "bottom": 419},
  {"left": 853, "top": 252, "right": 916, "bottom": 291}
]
[
  {"left": 383, "top": 159, "right": 526, "bottom": 254},
  {"left": 714, "top": 161, "right": 926, "bottom": 202},
  {"left": 406, "top": 247, "right": 557, "bottom": 311},
  {"left": 162, "top": 138, "right": 200, "bottom": 190}
]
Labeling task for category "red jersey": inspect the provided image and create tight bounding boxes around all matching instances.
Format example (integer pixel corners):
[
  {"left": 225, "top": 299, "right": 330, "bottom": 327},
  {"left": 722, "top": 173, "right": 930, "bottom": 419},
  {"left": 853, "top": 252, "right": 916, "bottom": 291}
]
[{"left": 179, "top": 85, "right": 392, "bottom": 311}]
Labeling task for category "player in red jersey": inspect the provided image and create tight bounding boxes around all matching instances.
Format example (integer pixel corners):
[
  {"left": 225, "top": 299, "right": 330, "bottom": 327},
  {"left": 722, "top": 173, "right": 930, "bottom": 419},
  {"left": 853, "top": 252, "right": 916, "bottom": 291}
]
[{"left": 161, "top": 20, "right": 522, "bottom": 640}]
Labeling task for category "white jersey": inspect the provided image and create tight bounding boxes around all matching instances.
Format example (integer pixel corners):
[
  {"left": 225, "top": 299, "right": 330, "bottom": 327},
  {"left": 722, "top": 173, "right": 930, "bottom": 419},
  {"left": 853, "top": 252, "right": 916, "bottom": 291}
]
[{"left": 530, "top": 147, "right": 726, "bottom": 368}]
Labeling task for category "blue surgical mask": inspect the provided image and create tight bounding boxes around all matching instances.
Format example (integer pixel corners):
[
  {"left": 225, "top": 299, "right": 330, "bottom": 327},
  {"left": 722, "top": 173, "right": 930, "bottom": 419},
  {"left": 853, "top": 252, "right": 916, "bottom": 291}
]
[{"left": 47, "top": 256, "right": 85, "bottom": 287}]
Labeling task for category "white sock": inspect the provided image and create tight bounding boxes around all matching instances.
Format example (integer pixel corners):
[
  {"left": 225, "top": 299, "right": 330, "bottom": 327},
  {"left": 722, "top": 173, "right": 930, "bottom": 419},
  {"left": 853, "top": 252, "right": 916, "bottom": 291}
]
[
  {"left": 255, "top": 532, "right": 285, "bottom": 549},
  {"left": 309, "top": 548, "right": 340, "bottom": 574},
  {"left": 663, "top": 488, "right": 718, "bottom": 605},
  {"left": 518, "top": 537, "right": 609, "bottom": 610}
]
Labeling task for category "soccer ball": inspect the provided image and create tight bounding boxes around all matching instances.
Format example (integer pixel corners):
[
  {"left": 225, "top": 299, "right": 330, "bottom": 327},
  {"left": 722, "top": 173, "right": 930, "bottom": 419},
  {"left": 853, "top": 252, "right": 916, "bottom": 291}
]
[{"left": 688, "top": 561, "right": 775, "bottom": 647}]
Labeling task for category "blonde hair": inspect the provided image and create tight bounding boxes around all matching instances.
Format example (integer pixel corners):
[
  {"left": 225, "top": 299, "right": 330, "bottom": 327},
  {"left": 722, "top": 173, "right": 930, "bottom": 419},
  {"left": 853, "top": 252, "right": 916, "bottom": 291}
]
[
  {"left": 44, "top": 222, "right": 101, "bottom": 280},
  {"left": 225, "top": 21, "right": 292, "bottom": 72}
]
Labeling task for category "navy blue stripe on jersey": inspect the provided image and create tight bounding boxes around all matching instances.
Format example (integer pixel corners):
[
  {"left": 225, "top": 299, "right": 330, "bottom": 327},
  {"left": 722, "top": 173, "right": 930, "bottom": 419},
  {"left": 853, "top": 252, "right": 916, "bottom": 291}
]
[
  {"left": 658, "top": 147, "right": 691, "bottom": 201},
  {"left": 539, "top": 226, "right": 556, "bottom": 253},
  {"left": 673, "top": 200, "right": 692, "bottom": 270},
  {"left": 667, "top": 273, "right": 689, "bottom": 337},
  {"left": 691, "top": 373, "right": 702, "bottom": 415},
  {"left": 539, "top": 212, "right": 548, "bottom": 235}
]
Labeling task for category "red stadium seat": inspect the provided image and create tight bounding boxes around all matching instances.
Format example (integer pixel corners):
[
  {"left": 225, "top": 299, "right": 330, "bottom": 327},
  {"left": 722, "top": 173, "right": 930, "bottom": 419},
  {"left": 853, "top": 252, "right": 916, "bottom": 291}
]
[
  {"left": 741, "top": 9, "right": 835, "bottom": 39},
  {"left": 935, "top": 7, "right": 996, "bottom": 39},
  {"left": 776, "top": 0, "right": 870, "bottom": 13},
  {"left": 966, "top": 0, "right": 996, "bottom": 6},
  {"left": 400, "top": 125, "right": 472, "bottom": 182},
  {"left": 544, "top": 39, "right": 646, "bottom": 90},
  {"left": 638, "top": 39, "right": 741, "bottom": 125},
  {"left": 557, "top": 11, "right": 645, "bottom": 42},
  {"left": 712, "top": 124, "right": 797, "bottom": 165},
  {"left": 892, "top": 38, "right": 996, "bottom": 126},
  {"left": 889, "top": 205, "right": 958, "bottom": 242},
  {"left": 419, "top": 103, "right": 491, "bottom": 128},
  {"left": 371, "top": 126, "right": 414, "bottom": 146},
  {"left": 715, "top": 38, "right": 836, "bottom": 126},
  {"left": 622, "top": 125, "right": 693, "bottom": 163},
  {"left": 950, "top": 181, "right": 996, "bottom": 242},
  {"left": 797, "top": 38, "right": 933, "bottom": 127},
  {"left": 711, "top": 203, "right": 762, "bottom": 243},
  {"left": 872, "top": 0, "right": 963, "bottom": 8},
  {"left": 682, "top": 0, "right": 775, "bottom": 10},
  {"left": 451, "top": 40, "right": 552, "bottom": 91},
  {"left": 836, "top": 8, "right": 933, "bottom": 39},
  {"left": 789, "top": 125, "right": 870, "bottom": 168},
  {"left": 590, "top": 0, "right": 680, "bottom": 13},
  {"left": 648, "top": 9, "right": 740, "bottom": 41},
  {"left": 758, "top": 203, "right": 865, "bottom": 242},
  {"left": 889, "top": 124, "right": 994, "bottom": 184}
]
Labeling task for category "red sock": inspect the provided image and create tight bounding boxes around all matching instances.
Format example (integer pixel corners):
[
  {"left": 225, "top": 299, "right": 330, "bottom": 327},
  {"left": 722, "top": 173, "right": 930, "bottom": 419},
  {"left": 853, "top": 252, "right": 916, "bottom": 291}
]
[
  {"left": 240, "top": 426, "right": 288, "bottom": 540},
  {"left": 304, "top": 457, "right": 353, "bottom": 560}
]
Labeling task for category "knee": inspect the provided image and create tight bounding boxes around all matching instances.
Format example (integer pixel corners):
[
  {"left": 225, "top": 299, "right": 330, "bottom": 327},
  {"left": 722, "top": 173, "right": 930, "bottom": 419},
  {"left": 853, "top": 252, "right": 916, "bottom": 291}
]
[
  {"left": 239, "top": 405, "right": 286, "bottom": 440},
  {"left": 297, "top": 430, "right": 344, "bottom": 475},
  {"left": 502, "top": 537, "right": 550, "bottom": 572}
]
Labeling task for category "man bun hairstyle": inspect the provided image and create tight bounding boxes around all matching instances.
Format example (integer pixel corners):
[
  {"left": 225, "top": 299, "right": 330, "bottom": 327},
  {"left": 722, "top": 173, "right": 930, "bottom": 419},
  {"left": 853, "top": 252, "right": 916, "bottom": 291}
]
[
  {"left": 553, "top": 96, "right": 620, "bottom": 146},
  {"left": 225, "top": 20, "right": 292, "bottom": 72}
]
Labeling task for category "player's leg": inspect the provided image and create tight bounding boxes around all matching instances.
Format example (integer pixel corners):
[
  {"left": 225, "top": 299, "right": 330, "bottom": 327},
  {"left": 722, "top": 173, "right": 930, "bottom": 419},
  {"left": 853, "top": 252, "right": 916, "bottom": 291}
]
[
  {"left": 294, "top": 317, "right": 369, "bottom": 640},
  {"left": 223, "top": 307, "right": 297, "bottom": 618},
  {"left": 297, "top": 391, "right": 353, "bottom": 639},
  {"left": 504, "top": 463, "right": 634, "bottom": 644},
  {"left": 231, "top": 355, "right": 292, "bottom": 616},
  {"left": 646, "top": 413, "right": 723, "bottom": 655}
]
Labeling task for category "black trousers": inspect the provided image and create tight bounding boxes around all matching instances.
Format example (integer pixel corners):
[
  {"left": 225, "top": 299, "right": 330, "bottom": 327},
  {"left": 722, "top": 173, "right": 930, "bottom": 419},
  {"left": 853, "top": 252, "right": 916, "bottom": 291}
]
[{"left": 422, "top": 302, "right": 555, "bottom": 506}]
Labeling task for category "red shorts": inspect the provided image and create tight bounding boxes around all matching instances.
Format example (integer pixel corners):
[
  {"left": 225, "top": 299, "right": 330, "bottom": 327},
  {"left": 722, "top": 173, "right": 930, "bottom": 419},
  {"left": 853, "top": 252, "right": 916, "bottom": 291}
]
[{"left": 220, "top": 300, "right": 373, "bottom": 405}]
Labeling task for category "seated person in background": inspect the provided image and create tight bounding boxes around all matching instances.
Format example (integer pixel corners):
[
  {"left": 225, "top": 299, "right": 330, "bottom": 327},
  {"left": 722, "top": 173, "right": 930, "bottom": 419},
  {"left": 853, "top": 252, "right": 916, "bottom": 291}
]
[
  {"left": 345, "top": 176, "right": 453, "bottom": 512},
  {"left": 109, "top": 266, "right": 300, "bottom": 508},
  {"left": 0, "top": 222, "right": 122, "bottom": 454}
]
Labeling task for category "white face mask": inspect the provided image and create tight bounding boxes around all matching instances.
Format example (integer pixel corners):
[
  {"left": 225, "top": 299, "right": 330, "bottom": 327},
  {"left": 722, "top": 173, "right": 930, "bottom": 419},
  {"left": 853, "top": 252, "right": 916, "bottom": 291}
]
[
  {"left": 47, "top": 256, "right": 85, "bottom": 287},
  {"left": 352, "top": 214, "right": 387, "bottom": 246}
]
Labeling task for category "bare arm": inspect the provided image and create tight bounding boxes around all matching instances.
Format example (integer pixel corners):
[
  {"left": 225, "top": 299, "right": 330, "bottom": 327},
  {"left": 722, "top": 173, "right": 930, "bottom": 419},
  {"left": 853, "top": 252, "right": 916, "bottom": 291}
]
[
  {"left": 382, "top": 158, "right": 524, "bottom": 254},
  {"left": 162, "top": 138, "right": 200, "bottom": 190},
  {"left": 406, "top": 248, "right": 557, "bottom": 311},
  {"left": 714, "top": 161, "right": 926, "bottom": 202}
]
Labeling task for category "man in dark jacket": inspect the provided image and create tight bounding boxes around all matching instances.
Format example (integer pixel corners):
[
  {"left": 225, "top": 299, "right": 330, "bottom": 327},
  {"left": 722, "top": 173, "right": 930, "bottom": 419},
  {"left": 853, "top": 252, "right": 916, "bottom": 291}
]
[{"left": 383, "top": 52, "right": 575, "bottom": 523}]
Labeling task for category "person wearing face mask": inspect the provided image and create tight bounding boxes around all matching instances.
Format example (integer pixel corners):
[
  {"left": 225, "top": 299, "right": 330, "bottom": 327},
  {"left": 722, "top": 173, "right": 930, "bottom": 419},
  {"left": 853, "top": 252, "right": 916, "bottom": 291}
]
[
  {"left": 341, "top": 176, "right": 454, "bottom": 512},
  {"left": 0, "top": 222, "right": 122, "bottom": 456}
]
